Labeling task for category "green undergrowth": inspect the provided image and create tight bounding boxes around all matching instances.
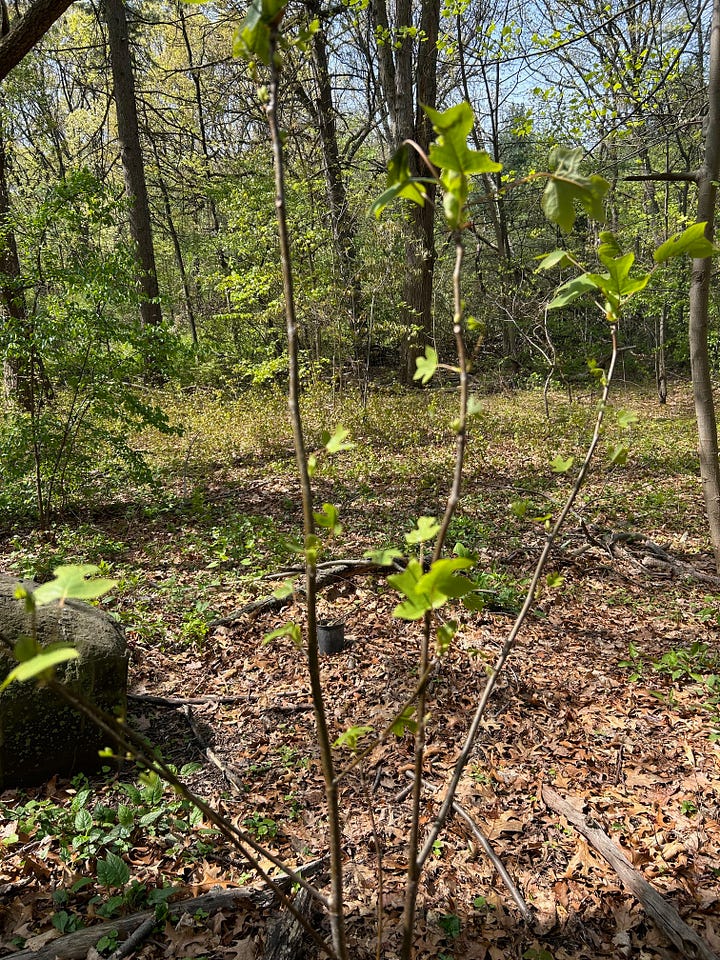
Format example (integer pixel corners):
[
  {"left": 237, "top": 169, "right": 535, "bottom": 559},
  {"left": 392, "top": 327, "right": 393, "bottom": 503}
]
[
  {"left": 0, "top": 381, "right": 707, "bottom": 651},
  {"left": 619, "top": 640, "right": 720, "bottom": 741}
]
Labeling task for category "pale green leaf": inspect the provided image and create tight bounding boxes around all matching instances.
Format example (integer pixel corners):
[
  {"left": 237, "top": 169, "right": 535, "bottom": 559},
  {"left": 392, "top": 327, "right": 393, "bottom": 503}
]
[
  {"left": 405, "top": 516, "right": 440, "bottom": 544},
  {"left": 1, "top": 647, "right": 78, "bottom": 691},
  {"left": 535, "top": 249, "right": 572, "bottom": 272},
  {"left": 654, "top": 222, "right": 719, "bottom": 263},
  {"left": 263, "top": 622, "right": 302, "bottom": 646},
  {"left": 550, "top": 454, "right": 574, "bottom": 473},
  {"left": 363, "top": 548, "right": 404, "bottom": 566},
  {"left": 617, "top": 409, "right": 639, "bottom": 428},
  {"left": 608, "top": 444, "right": 629, "bottom": 466},
  {"left": 414, "top": 346, "right": 438, "bottom": 384},
  {"left": 32, "top": 565, "right": 116, "bottom": 606},
  {"left": 436, "top": 620, "right": 457, "bottom": 656},
  {"left": 324, "top": 426, "right": 355, "bottom": 454},
  {"left": 547, "top": 274, "right": 599, "bottom": 310}
]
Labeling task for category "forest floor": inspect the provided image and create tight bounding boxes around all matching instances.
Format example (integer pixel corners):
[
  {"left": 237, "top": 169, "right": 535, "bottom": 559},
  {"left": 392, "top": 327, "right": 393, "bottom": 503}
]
[{"left": 1, "top": 381, "right": 719, "bottom": 960}]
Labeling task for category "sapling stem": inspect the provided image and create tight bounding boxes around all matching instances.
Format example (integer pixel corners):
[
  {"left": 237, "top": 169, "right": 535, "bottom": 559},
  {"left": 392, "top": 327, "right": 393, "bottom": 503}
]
[
  {"left": 401, "top": 234, "right": 468, "bottom": 960},
  {"left": 266, "top": 31, "right": 348, "bottom": 960},
  {"left": 416, "top": 323, "right": 621, "bottom": 872},
  {"left": 45, "top": 679, "right": 334, "bottom": 956}
]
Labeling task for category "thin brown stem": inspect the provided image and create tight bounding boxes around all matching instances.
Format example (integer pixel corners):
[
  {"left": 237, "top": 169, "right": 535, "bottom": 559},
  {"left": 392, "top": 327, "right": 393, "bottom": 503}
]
[
  {"left": 400, "top": 235, "right": 468, "bottom": 960},
  {"left": 417, "top": 325, "right": 620, "bottom": 871},
  {"left": 266, "top": 32, "right": 348, "bottom": 960},
  {"left": 45, "top": 679, "right": 334, "bottom": 956}
]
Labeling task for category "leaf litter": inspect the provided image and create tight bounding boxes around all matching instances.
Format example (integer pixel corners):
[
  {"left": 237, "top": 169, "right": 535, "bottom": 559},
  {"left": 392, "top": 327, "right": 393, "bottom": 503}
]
[{"left": 0, "top": 386, "right": 719, "bottom": 959}]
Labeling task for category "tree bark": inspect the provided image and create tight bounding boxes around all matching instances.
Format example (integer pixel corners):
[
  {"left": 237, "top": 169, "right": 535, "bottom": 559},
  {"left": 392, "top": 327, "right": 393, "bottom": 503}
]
[
  {"left": 103, "top": 0, "right": 162, "bottom": 331},
  {"left": 689, "top": 0, "right": 720, "bottom": 570},
  {"left": 308, "top": 6, "right": 364, "bottom": 360},
  {"left": 0, "top": 114, "right": 32, "bottom": 411},
  {"left": 369, "top": 0, "right": 440, "bottom": 385},
  {"left": 0, "top": 0, "right": 74, "bottom": 81}
]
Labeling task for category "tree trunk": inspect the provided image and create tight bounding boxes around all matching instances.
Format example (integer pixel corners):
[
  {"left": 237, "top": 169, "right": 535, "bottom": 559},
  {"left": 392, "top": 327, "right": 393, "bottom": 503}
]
[
  {"left": 0, "top": 0, "right": 74, "bottom": 81},
  {"left": 103, "top": 0, "right": 162, "bottom": 331},
  {"left": 0, "top": 114, "right": 32, "bottom": 412},
  {"left": 400, "top": 0, "right": 440, "bottom": 384},
  {"left": 308, "top": 9, "right": 364, "bottom": 361},
  {"left": 689, "top": 0, "right": 720, "bottom": 570},
  {"left": 369, "top": 0, "right": 440, "bottom": 385}
]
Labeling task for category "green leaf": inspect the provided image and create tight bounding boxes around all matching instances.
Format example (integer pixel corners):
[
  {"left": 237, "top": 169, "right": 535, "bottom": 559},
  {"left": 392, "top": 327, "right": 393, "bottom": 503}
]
[
  {"left": 467, "top": 395, "right": 483, "bottom": 418},
  {"left": 436, "top": 620, "right": 457, "bottom": 656},
  {"left": 542, "top": 146, "right": 609, "bottom": 232},
  {"left": 597, "top": 231, "right": 623, "bottom": 259},
  {"left": 323, "top": 426, "right": 355, "bottom": 454},
  {"left": 13, "top": 634, "right": 39, "bottom": 662},
  {"left": 608, "top": 444, "right": 628, "bottom": 466},
  {"left": 263, "top": 622, "right": 302, "bottom": 646},
  {"left": 74, "top": 808, "right": 93, "bottom": 833},
  {"left": 391, "top": 706, "right": 417, "bottom": 737},
  {"left": 388, "top": 559, "right": 428, "bottom": 619},
  {"left": 272, "top": 580, "right": 294, "bottom": 600},
  {"left": 405, "top": 516, "right": 440, "bottom": 544},
  {"left": 96, "top": 853, "right": 130, "bottom": 889},
  {"left": 363, "top": 548, "right": 403, "bottom": 566},
  {"left": 453, "top": 542, "right": 477, "bottom": 560},
  {"left": 414, "top": 557, "right": 475, "bottom": 604},
  {"left": 654, "top": 222, "right": 720, "bottom": 263},
  {"left": 423, "top": 103, "right": 502, "bottom": 176},
  {"left": 32, "top": 565, "right": 116, "bottom": 606},
  {"left": 413, "top": 345, "right": 438, "bottom": 384},
  {"left": 617, "top": 409, "right": 639, "bottom": 428},
  {"left": 333, "top": 725, "right": 373, "bottom": 751},
  {"left": 546, "top": 571, "right": 564, "bottom": 588},
  {"left": 547, "top": 274, "right": 599, "bottom": 310},
  {"left": 1, "top": 646, "right": 79, "bottom": 691},
  {"left": 313, "top": 502, "right": 342, "bottom": 536},
  {"left": 370, "top": 146, "right": 430, "bottom": 218},
  {"left": 535, "top": 249, "right": 573, "bottom": 271},
  {"left": 550, "top": 454, "right": 574, "bottom": 473},
  {"left": 462, "top": 594, "right": 486, "bottom": 612},
  {"left": 304, "top": 533, "right": 322, "bottom": 565},
  {"left": 232, "top": 0, "right": 286, "bottom": 65}
]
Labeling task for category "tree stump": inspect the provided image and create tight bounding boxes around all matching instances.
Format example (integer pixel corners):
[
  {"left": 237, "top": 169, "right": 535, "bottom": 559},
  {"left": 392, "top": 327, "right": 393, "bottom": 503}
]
[{"left": 0, "top": 575, "right": 128, "bottom": 789}]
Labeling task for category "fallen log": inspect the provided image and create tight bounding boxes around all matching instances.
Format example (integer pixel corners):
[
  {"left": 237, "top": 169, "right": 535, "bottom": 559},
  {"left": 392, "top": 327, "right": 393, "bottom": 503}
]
[
  {"left": 542, "top": 785, "right": 719, "bottom": 960},
  {"left": 3, "top": 860, "right": 327, "bottom": 960}
]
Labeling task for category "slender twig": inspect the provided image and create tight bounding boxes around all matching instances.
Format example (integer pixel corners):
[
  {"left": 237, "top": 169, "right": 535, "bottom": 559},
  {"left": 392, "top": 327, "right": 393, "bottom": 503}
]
[
  {"left": 266, "top": 29, "right": 348, "bottom": 960},
  {"left": 334, "top": 659, "right": 439, "bottom": 784},
  {"left": 400, "top": 234, "right": 469, "bottom": 960},
  {"left": 451, "top": 799, "right": 533, "bottom": 925},
  {"left": 106, "top": 915, "right": 156, "bottom": 960},
  {"left": 46, "top": 679, "right": 334, "bottom": 958},
  {"left": 416, "top": 325, "right": 620, "bottom": 872}
]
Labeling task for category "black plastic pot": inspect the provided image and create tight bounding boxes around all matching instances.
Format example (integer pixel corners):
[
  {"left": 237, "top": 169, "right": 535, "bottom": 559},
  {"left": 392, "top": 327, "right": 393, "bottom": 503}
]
[{"left": 317, "top": 622, "right": 347, "bottom": 655}]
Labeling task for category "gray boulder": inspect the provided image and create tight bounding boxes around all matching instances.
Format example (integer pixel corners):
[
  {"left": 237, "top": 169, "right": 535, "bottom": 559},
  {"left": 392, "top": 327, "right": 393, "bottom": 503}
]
[{"left": 0, "top": 574, "right": 128, "bottom": 789}]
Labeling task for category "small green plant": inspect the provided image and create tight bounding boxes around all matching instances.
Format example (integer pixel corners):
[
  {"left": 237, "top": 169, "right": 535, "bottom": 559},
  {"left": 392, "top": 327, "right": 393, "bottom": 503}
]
[
  {"left": 96, "top": 930, "right": 120, "bottom": 954},
  {"left": 437, "top": 913, "right": 461, "bottom": 939},
  {"left": 243, "top": 813, "right": 278, "bottom": 839},
  {"left": 524, "top": 949, "right": 555, "bottom": 960}
]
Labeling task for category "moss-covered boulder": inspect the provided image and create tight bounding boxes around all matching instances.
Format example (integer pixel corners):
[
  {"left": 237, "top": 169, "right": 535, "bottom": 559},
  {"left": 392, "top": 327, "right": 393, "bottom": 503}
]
[{"left": 0, "top": 575, "right": 128, "bottom": 789}]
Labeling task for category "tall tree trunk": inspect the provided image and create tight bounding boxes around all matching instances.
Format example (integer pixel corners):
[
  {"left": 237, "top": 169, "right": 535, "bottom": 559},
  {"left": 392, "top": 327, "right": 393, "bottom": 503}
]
[
  {"left": 689, "top": 0, "right": 720, "bottom": 569},
  {"left": 103, "top": 0, "right": 162, "bottom": 331},
  {"left": 402, "top": 0, "right": 440, "bottom": 384},
  {"left": 0, "top": 114, "right": 32, "bottom": 411},
  {"left": 0, "top": 0, "right": 74, "bottom": 81},
  {"left": 369, "top": 0, "right": 440, "bottom": 385},
  {"left": 177, "top": 2, "right": 229, "bottom": 275},
  {"left": 308, "top": 8, "right": 364, "bottom": 361}
]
